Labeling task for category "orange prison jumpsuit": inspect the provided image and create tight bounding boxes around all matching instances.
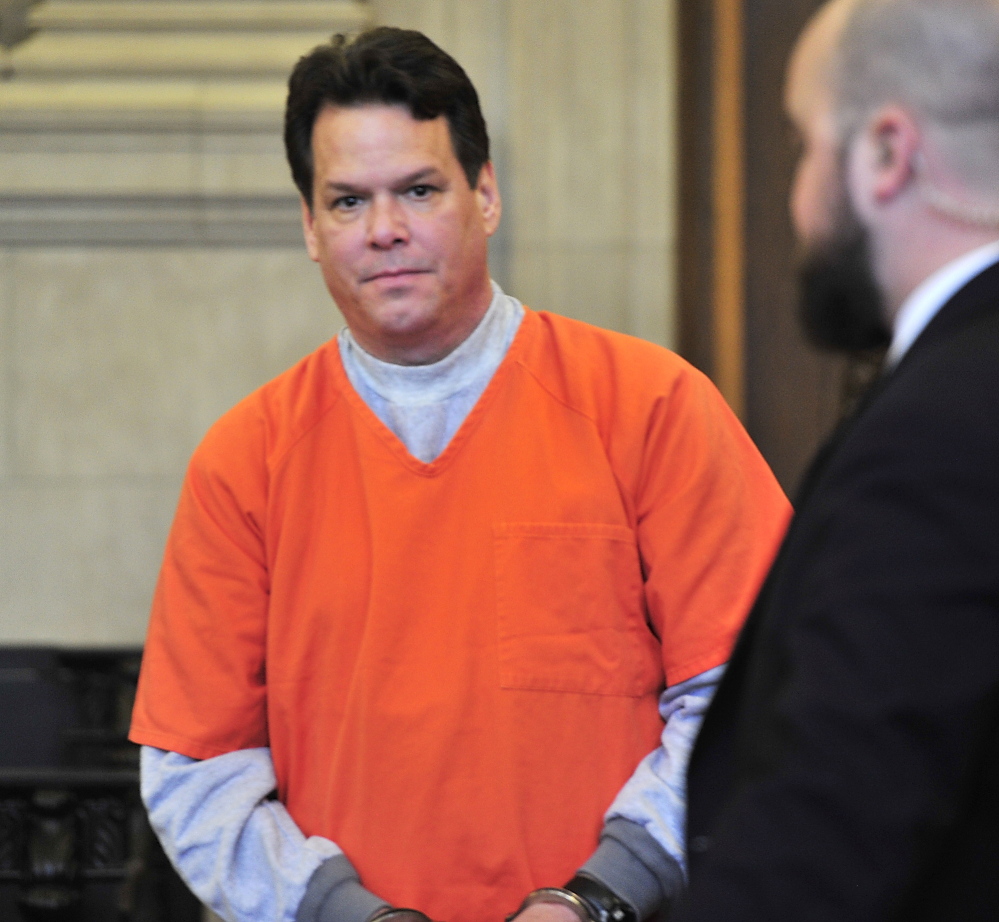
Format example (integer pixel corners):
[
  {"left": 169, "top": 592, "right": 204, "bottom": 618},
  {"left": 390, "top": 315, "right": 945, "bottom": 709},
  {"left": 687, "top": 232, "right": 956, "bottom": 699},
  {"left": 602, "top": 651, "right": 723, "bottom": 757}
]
[{"left": 131, "top": 309, "right": 790, "bottom": 922}]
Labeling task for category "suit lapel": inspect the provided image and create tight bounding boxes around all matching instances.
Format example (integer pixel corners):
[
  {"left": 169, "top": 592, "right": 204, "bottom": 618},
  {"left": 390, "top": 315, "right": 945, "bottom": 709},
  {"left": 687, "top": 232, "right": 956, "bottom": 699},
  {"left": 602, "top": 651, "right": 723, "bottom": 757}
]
[
  {"left": 891, "top": 257, "right": 999, "bottom": 373},
  {"left": 721, "top": 358, "right": 893, "bottom": 669},
  {"left": 790, "top": 256, "right": 999, "bottom": 513}
]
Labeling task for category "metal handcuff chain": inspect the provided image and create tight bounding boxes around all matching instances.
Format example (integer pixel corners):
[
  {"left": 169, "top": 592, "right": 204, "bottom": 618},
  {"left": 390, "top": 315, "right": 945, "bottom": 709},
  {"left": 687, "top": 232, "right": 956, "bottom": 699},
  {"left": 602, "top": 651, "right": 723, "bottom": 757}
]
[{"left": 367, "top": 907, "right": 438, "bottom": 922}]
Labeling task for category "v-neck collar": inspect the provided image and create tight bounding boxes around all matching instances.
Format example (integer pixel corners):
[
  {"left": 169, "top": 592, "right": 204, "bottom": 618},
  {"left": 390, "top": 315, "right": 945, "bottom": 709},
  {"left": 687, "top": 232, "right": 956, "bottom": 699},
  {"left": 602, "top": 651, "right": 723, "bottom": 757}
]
[{"left": 331, "top": 308, "right": 537, "bottom": 476}]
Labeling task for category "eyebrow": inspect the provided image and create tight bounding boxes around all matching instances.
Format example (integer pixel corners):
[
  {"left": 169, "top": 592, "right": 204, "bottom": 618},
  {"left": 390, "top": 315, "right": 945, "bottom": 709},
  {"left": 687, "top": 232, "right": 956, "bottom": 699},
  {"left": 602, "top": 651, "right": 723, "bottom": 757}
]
[{"left": 322, "top": 167, "right": 446, "bottom": 196}]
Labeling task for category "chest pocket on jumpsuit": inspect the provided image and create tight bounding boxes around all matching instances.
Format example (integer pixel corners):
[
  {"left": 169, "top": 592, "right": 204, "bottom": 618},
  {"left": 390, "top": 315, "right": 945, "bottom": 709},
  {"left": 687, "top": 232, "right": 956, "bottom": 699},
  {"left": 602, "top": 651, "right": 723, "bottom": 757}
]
[{"left": 493, "top": 522, "right": 663, "bottom": 696}]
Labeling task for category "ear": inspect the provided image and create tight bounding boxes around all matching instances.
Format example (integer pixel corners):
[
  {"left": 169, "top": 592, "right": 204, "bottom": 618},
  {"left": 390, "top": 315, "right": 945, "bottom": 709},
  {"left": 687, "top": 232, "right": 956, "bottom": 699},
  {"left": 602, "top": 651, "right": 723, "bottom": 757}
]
[
  {"left": 475, "top": 161, "right": 502, "bottom": 237},
  {"left": 301, "top": 197, "right": 321, "bottom": 263},
  {"left": 854, "top": 105, "right": 921, "bottom": 206}
]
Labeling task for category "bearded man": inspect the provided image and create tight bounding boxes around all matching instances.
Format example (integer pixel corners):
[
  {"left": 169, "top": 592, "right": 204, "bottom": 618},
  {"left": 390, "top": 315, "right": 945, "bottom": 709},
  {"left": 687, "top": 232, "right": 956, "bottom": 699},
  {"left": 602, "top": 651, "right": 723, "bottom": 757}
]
[{"left": 675, "top": 0, "right": 999, "bottom": 919}]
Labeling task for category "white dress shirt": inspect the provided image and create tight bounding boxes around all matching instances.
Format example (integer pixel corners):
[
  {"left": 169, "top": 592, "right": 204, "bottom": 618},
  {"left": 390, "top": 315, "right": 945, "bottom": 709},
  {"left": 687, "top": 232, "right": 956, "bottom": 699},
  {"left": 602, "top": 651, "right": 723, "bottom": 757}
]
[{"left": 886, "top": 239, "right": 999, "bottom": 368}]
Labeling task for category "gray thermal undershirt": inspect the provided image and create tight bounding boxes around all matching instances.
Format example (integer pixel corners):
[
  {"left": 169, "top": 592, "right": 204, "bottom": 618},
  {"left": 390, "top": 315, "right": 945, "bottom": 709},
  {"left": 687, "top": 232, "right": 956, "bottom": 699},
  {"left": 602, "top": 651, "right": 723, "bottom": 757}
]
[{"left": 337, "top": 280, "right": 523, "bottom": 463}]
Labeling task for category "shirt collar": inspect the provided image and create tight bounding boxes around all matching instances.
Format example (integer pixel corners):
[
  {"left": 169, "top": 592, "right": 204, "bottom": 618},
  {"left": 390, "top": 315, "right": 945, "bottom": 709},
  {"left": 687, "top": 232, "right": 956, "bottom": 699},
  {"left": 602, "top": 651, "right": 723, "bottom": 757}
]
[
  {"left": 886, "top": 239, "right": 999, "bottom": 368},
  {"left": 338, "top": 281, "right": 524, "bottom": 405}
]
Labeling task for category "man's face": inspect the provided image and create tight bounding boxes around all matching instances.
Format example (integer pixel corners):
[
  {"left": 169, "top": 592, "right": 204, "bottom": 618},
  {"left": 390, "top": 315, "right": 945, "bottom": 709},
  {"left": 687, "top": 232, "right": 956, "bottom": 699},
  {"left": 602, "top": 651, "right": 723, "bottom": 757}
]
[
  {"left": 785, "top": 10, "right": 890, "bottom": 352},
  {"left": 302, "top": 104, "right": 501, "bottom": 365}
]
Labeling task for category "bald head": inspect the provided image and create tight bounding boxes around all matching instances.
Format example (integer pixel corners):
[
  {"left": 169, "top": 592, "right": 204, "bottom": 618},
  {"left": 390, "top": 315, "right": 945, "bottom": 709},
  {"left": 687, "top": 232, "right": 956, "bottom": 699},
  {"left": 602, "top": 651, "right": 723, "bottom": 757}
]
[
  {"left": 785, "top": 0, "right": 855, "bottom": 123},
  {"left": 832, "top": 0, "right": 999, "bottom": 126},
  {"left": 785, "top": 0, "right": 999, "bottom": 338},
  {"left": 822, "top": 0, "right": 999, "bottom": 203}
]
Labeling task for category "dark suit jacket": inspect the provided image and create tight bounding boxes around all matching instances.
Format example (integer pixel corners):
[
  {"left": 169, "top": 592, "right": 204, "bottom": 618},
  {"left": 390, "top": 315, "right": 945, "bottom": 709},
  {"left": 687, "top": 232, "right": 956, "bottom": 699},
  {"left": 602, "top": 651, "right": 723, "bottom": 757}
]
[{"left": 675, "top": 261, "right": 999, "bottom": 921}]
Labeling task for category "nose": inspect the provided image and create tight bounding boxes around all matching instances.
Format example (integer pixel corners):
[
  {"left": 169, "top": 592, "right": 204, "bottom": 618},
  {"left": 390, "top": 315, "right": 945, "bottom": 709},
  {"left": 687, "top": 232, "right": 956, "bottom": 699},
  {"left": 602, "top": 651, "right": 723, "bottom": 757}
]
[{"left": 366, "top": 194, "right": 409, "bottom": 249}]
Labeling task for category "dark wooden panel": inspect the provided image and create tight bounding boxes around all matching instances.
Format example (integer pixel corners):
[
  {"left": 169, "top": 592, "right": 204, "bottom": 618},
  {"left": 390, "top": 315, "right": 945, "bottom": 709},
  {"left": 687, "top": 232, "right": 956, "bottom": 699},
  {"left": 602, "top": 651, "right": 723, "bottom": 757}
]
[
  {"left": 742, "top": 0, "right": 845, "bottom": 496},
  {"left": 677, "top": 0, "right": 718, "bottom": 380},
  {"left": 678, "top": 0, "right": 847, "bottom": 496}
]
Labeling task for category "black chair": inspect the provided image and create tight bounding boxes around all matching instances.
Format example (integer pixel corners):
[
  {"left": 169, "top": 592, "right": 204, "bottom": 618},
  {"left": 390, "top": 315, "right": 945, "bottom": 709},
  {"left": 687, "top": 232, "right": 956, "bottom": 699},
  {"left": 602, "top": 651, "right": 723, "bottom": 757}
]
[{"left": 0, "top": 647, "right": 201, "bottom": 922}]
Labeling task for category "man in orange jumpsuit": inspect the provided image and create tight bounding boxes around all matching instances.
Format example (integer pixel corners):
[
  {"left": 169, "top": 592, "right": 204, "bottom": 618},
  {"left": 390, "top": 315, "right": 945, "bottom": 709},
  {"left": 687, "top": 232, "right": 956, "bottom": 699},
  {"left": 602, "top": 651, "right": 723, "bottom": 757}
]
[{"left": 129, "top": 26, "right": 789, "bottom": 922}]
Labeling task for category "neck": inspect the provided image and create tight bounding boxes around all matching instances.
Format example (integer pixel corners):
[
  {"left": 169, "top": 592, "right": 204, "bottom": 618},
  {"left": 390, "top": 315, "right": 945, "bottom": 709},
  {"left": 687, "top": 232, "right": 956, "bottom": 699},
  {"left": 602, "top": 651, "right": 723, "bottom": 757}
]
[{"left": 875, "top": 212, "right": 999, "bottom": 323}]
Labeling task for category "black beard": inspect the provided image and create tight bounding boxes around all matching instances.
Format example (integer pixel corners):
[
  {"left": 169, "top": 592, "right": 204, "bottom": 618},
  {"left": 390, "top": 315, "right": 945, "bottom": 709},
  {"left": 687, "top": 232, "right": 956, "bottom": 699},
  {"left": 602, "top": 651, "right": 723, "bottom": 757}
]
[{"left": 797, "top": 207, "right": 891, "bottom": 353}]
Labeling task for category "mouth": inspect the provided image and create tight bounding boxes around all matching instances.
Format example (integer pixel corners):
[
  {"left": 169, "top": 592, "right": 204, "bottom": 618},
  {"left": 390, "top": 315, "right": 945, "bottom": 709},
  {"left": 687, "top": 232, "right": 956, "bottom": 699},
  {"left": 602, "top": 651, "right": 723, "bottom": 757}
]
[{"left": 362, "top": 268, "right": 431, "bottom": 283}]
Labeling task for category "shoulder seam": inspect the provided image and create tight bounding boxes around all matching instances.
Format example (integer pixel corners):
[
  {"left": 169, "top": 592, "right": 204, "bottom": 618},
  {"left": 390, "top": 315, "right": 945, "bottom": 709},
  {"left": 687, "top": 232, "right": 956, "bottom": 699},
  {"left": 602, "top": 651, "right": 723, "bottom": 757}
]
[
  {"left": 511, "top": 356, "right": 601, "bottom": 427},
  {"left": 267, "top": 385, "right": 346, "bottom": 479}
]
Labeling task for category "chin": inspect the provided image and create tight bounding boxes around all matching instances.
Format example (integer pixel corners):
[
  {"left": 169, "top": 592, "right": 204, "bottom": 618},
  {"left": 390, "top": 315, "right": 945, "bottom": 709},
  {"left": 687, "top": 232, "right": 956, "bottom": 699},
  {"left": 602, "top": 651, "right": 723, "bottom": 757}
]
[
  {"left": 375, "top": 299, "right": 440, "bottom": 335},
  {"left": 796, "top": 194, "right": 891, "bottom": 354}
]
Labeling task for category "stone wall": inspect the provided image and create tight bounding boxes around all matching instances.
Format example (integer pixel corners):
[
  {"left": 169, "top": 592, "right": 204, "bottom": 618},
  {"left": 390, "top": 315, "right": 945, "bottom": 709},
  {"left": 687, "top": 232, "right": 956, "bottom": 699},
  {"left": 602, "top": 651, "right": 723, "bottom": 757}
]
[{"left": 0, "top": 0, "right": 678, "bottom": 646}]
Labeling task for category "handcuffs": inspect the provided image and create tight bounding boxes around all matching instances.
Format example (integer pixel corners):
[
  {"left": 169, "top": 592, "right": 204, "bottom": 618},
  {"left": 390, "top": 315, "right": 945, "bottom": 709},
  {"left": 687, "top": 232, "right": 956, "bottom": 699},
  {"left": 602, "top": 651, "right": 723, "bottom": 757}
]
[
  {"left": 505, "top": 875, "right": 638, "bottom": 922},
  {"left": 368, "top": 908, "right": 436, "bottom": 922},
  {"left": 366, "top": 874, "right": 637, "bottom": 922}
]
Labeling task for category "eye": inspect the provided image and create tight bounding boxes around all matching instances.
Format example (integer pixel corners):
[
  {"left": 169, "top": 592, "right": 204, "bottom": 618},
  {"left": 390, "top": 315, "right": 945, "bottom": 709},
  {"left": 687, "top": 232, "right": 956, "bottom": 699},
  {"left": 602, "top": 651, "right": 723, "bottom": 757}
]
[
  {"left": 408, "top": 184, "right": 436, "bottom": 200},
  {"left": 332, "top": 194, "right": 363, "bottom": 211}
]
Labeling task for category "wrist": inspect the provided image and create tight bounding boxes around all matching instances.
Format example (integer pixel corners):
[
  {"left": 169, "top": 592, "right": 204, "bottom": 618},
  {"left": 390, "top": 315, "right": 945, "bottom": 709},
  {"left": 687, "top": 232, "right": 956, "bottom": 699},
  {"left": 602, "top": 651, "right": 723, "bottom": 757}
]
[
  {"left": 366, "top": 907, "right": 433, "bottom": 922},
  {"left": 505, "top": 888, "right": 592, "bottom": 922},
  {"left": 298, "top": 856, "right": 389, "bottom": 922},
  {"left": 506, "top": 876, "right": 637, "bottom": 922}
]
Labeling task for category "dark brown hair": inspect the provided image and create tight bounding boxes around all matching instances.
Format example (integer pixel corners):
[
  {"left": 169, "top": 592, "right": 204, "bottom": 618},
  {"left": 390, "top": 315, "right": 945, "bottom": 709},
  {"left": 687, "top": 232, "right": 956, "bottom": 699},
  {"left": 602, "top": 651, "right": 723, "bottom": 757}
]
[{"left": 285, "top": 26, "right": 490, "bottom": 204}]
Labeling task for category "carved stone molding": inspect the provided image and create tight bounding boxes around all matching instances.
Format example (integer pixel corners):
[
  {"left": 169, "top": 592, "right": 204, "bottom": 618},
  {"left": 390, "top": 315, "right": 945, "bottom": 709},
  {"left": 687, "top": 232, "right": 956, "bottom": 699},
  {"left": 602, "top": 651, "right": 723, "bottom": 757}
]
[
  {"left": 31, "top": 1, "right": 370, "bottom": 32},
  {"left": 0, "top": 194, "right": 302, "bottom": 246},
  {"left": 0, "top": 1, "right": 41, "bottom": 52},
  {"left": 3, "top": 0, "right": 371, "bottom": 78},
  {"left": 0, "top": 0, "right": 372, "bottom": 247},
  {"left": 0, "top": 80, "right": 286, "bottom": 131}
]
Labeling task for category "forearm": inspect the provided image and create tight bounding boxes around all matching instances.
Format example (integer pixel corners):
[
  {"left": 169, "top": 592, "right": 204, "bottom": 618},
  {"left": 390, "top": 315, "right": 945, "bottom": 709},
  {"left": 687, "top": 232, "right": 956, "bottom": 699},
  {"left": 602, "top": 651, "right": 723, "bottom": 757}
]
[
  {"left": 141, "top": 746, "right": 387, "bottom": 922},
  {"left": 580, "top": 667, "right": 724, "bottom": 918}
]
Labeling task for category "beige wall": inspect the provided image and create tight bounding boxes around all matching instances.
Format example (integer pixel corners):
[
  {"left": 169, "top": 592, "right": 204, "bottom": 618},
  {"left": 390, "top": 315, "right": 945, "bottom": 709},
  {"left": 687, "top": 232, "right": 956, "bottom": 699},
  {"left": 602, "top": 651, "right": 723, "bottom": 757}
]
[
  {"left": 376, "top": 0, "right": 679, "bottom": 343},
  {"left": 0, "top": 248, "right": 335, "bottom": 645},
  {"left": 0, "top": 0, "right": 678, "bottom": 647}
]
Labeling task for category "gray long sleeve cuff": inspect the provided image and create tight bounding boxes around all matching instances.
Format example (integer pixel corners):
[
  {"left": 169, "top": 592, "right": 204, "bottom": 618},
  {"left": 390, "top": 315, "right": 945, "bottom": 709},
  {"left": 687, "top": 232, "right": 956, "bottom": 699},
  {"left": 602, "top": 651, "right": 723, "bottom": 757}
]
[
  {"left": 296, "top": 854, "right": 389, "bottom": 922},
  {"left": 580, "top": 818, "right": 684, "bottom": 921}
]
